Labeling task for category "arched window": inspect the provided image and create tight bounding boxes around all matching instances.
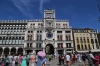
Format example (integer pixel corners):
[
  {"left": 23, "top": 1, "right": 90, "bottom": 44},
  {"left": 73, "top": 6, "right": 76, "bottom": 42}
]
[
  {"left": 11, "top": 47, "right": 16, "bottom": 54},
  {"left": 17, "top": 48, "right": 23, "bottom": 55},
  {"left": 0, "top": 47, "right": 3, "bottom": 54},
  {"left": 4, "top": 47, "right": 9, "bottom": 54}
]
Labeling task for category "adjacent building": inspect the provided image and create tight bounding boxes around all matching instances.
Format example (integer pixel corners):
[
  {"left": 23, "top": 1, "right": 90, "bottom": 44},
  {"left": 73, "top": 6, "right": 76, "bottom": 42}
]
[
  {"left": 73, "top": 28, "right": 100, "bottom": 52},
  {"left": 0, "top": 9, "right": 74, "bottom": 55},
  {"left": 97, "top": 33, "right": 100, "bottom": 47},
  {"left": 0, "top": 22, "right": 27, "bottom": 54}
]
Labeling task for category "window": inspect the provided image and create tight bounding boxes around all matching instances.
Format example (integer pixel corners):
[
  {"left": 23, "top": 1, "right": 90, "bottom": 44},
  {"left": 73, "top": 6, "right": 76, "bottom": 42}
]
[
  {"left": 81, "top": 44, "right": 84, "bottom": 50},
  {"left": 37, "top": 31, "right": 39, "bottom": 33},
  {"left": 76, "top": 37, "right": 79, "bottom": 43},
  {"left": 80, "top": 37, "right": 83, "bottom": 43},
  {"left": 31, "top": 31, "right": 33, "bottom": 33},
  {"left": 83, "top": 37, "right": 86, "bottom": 43},
  {"left": 30, "top": 43, "right": 32, "bottom": 47},
  {"left": 57, "top": 35, "right": 59, "bottom": 40},
  {"left": 60, "top": 35, "right": 62, "bottom": 41},
  {"left": 66, "top": 43, "right": 71, "bottom": 48},
  {"left": 33, "top": 23, "right": 35, "bottom": 26},
  {"left": 65, "top": 31, "right": 71, "bottom": 33},
  {"left": 39, "top": 43, "right": 41, "bottom": 48},
  {"left": 68, "top": 35, "right": 71, "bottom": 40},
  {"left": 96, "top": 44, "right": 99, "bottom": 49},
  {"left": 91, "top": 39, "right": 94, "bottom": 44},
  {"left": 77, "top": 45, "right": 80, "bottom": 50},
  {"left": 27, "top": 43, "right": 29, "bottom": 47},
  {"left": 88, "top": 44, "right": 91, "bottom": 49},
  {"left": 63, "top": 24, "right": 65, "bottom": 26},
  {"left": 28, "top": 31, "right": 30, "bottom": 33},
  {"left": 66, "top": 35, "right": 68, "bottom": 40},
  {"left": 87, "top": 37, "right": 89, "bottom": 43},
  {"left": 95, "top": 39, "right": 98, "bottom": 44},
  {"left": 85, "top": 44, "right": 87, "bottom": 49},
  {"left": 37, "top": 35, "right": 38, "bottom": 40},
  {"left": 58, "top": 43, "right": 63, "bottom": 48},
  {"left": 36, "top": 43, "right": 41, "bottom": 48},
  {"left": 57, "top": 31, "right": 62, "bottom": 33}
]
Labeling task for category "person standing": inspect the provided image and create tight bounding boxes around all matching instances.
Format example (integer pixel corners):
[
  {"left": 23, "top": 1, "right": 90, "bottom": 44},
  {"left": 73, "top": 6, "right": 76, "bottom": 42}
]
[
  {"left": 21, "top": 55, "right": 27, "bottom": 66},
  {"left": 65, "top": 53, "right": 71, "bottom": 66},
  {"left": 94, "top": 53, "right": 99, "bottom": 66},
  {"left": 8, "top": 54, "right": 13, "bottom": 66},
  {"left": 18, "top": 54, "right": 22, "bottom": 66},
  {"left": 58, "top": 54, "right": 62, "bottom": 65},
  {"left": 87, "top": 51, "right": 98, "bottom": 66},
  {"left": 62, "top": 55, "right": 65, "bottom": 65},
  {"left": 36, "top": 56, "right": 46, "bottom": 66},
  {"left": 72, "top": 54, "right": 76, "bottom": 65},
  {"left": 77, "top": 53, "right": 81, "bottom": 62},
  {"left": 12, "top": 57, "right": 15, "bottom": 66},
  {"left": 82, "top": 53, "right": 86, "bottom": 66},
  {"left": 29, "top": 53, "right": 36, "bottom": 66}
]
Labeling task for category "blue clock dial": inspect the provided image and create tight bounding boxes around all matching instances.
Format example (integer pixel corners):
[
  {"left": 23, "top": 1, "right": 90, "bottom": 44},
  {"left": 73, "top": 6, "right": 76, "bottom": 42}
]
[{"left": 47, "top": 32, "right": 53, "bottom": 38}]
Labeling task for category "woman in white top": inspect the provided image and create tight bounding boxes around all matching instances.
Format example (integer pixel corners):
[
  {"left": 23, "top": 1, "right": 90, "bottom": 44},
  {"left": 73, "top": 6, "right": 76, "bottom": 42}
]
[{"left": 12, "top": 56, "right": 15, "bottom": 66}]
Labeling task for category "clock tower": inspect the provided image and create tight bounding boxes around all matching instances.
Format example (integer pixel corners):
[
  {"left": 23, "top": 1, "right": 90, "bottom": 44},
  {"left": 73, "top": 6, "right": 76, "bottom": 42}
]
[{"left": 43, "top": 8, "right": 56, "bottom": 28}]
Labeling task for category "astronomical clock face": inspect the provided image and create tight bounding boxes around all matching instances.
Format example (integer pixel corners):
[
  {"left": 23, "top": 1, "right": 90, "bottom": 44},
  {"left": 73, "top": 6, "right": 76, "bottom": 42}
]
[{"left": 46, "top": 32, "right": 53, "bottom": 38}]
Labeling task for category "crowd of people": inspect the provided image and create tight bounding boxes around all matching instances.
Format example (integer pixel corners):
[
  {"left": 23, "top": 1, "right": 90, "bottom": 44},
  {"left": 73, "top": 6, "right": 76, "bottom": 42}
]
[
  {"left": 0, "top": 51, "right": 100, "bottom": 66},
  {"left": 58, "top": 51, "right": 100, "bottom": 66}
]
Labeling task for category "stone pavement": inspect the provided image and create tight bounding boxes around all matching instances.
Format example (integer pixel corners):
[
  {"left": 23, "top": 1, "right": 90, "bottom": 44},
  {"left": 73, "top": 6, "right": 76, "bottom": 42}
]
[{"left": 45, "top": 59, "right": 89, "bottom": 66}]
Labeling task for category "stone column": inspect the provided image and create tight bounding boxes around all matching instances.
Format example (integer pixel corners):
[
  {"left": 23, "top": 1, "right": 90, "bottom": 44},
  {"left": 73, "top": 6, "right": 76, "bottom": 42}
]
[
  {"left": 16, "top": 47, "right": 18, "bottom": 54},
  {"left": 43, "top": 48, "right": 45, "bottom": 52},
  {"left": 2, "top": 47, "right": 4, "bottom": 55},
  {"left": 9, "top": 47, "right": 11, "bottom": 55},
  {"left": 64, "top": 49, "right": 66, "bottom": 54},
  {"left": 33, "top": 50, "right": 35, "bottom": 53},
  {"left": 54, "top": 49, "right": 57, "bottom": 54},
  {"left": 62, "top": 31, "right": 65, "bottom": 40},
  {"left": 23, "top": 49, "right": 25, "bottom": 55}
]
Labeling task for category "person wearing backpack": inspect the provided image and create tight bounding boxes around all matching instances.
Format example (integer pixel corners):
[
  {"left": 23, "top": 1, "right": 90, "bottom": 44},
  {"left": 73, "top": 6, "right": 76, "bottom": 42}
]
[
  {"left": 58, "top": 54, "right": 62, "bottom": 65},
  {"left": 87, "top": 51, "right": 99, "bottom": 66},
  {"left": 4, "top": 55, "right": 9, "bottom": 66}
]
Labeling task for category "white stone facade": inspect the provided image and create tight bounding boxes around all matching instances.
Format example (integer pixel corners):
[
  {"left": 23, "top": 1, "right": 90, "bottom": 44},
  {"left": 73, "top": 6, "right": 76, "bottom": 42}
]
[{"left": 24, "top": 9, "right": 74, "bottom": 54}]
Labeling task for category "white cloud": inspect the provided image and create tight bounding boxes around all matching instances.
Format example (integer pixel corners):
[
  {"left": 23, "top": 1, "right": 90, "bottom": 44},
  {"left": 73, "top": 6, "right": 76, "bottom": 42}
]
[
  {"left": 11, "top": 0, "right": 35, "bottom": 18},
  {"left": 39, "top": 0, "right": 49, "bottom": 14}
]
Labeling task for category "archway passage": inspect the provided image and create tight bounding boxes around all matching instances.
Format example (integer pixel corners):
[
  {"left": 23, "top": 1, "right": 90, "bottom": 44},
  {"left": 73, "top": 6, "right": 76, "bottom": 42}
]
[
  {"left": 45, "top": 44, "right": 54, "bottom": 54},
  {"left": 4, "top": 47, "right": 9, "bottom": 55},
  {"left": 11, "top": 48, "right": 16, "bottom": 54},
  {"left": 17, "top": 48, "right": 23, "bottom": 55},
  {"left": 0, "top": 47, "right": 3, "bottom": 54}
]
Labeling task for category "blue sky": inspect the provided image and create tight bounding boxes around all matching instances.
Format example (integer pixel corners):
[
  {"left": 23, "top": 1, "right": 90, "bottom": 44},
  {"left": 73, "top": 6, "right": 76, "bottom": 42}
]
[{"left": 0, "top": 0, "right": 100, "bottom": 32}]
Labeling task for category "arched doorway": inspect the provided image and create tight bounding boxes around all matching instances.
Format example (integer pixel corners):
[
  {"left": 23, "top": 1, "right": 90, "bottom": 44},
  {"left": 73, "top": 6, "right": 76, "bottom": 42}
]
[
  {"left": 45, "top": 44, "right": 54, "bottom": 54},
  {"left": 4, "top": 47, "right": 9, "bottom": 55},
  {"left": 11, "top": 47, "right": 16, "bottom": 54},
  {"left": 0, "top": 47, "right": 3, "bottom": 54},
  {"left": 17, "top": 48, "right": 23, "bottom": 55}
]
